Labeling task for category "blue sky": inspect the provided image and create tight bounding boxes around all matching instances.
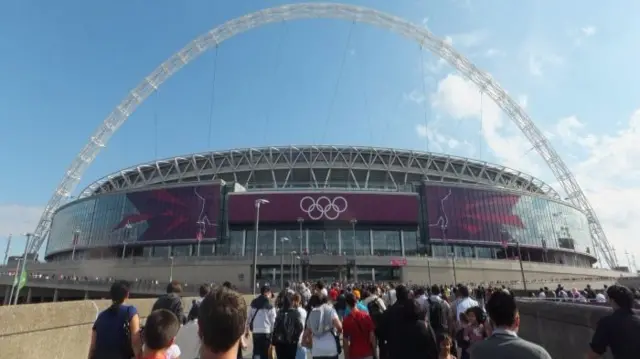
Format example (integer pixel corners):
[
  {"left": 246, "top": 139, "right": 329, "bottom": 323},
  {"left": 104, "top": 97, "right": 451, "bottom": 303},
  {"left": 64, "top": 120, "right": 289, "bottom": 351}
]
[{"left": 1, "top": 0, "right": 639, "bottom": 268}]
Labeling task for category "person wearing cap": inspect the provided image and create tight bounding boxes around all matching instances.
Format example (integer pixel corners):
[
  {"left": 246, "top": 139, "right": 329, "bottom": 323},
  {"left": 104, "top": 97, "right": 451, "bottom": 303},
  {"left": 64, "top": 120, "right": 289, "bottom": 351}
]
[{"left": 247, "top": 285, "right": 277, "bottom": 359}]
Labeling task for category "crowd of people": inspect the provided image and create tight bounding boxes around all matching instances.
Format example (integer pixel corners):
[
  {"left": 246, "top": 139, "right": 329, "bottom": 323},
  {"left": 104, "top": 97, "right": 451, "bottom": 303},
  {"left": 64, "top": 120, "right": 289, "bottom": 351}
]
[{"left": 86, "top": 279, "right": 640, "bottom": 359}]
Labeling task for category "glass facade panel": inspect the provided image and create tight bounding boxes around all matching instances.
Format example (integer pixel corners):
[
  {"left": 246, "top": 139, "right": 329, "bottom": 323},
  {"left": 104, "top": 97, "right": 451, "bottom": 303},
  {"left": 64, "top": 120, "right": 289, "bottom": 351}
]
[
  {"left": 245, "top": 230, "right": 275, "bottom": 256},
  {"left": 275, "top": 229, "right": 305, "bottom": 256},
  {"left": 45, "top": 183, "right": 596, "bottom": 268},
  {"left": 342, "top": 229, "right": 371, "bottom": 256},
  {"left": 372, "top": 230, "right": 401, "bottom": 256},
  {"left": 172, "top": 245, "right": 191, "bottom": 257},
  {"left": 153, "top": 246, "right": 170, "bottom": 258},
  {"left": 403, "top": 230, "right": 419, "bottom": 255},
  {"left": 308, "top": 229, "right": 339, "bottom": 255}
]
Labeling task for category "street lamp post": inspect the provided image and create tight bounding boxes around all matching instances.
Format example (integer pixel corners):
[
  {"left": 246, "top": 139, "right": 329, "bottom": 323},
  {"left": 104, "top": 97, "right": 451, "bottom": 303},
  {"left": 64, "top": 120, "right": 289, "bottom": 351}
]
[
  {"left": 169, "top": 256, "right": 174, "bottom": 283},
  {"left": 442, "top": 225, "right": 457, "bottom": 285},
  {"left": 252, "top": 199, "right": 270, "bottom": 295},
  {"left": 297, "top": 217, "right": 304, "bottom": 254},
  {"left": 290, "top": 251, "right": 297, "bottom": 282},
  {"left": 279, "top": 237, "right": 289, "bottom": 287},
  {"left": 3, "top": 234, "right": 12, "bottom": 266},
  {"left": 121, "top": 222, "right": 132, "bottom": 260},
  {"left": 7, "top": 258, "right": 21, "bottom": 305},
  {"left": 515, "top": 240, "right": 527, "bottom": 291}
]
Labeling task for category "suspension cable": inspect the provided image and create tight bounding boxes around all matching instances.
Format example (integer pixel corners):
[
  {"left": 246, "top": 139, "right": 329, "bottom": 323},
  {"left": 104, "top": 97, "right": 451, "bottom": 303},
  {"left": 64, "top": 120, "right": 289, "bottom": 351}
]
[
  {"left": 321, "top": 21, "right": 355, "bottom": 143},
  {"left": 479, "top": 89, "right": 483, "bottom": 160},
  {"left": 355, "top": 48, "right": 373, "bottom": 144},
  {"left": 206, "top": 46, "right": 219, "bottom": 149},
  {"left": 419, "top": 45, "right": 430, "bottom": 152},
  {"left": 262, "top": 22, "right": 289, "bottom": 143},
  {"left": 154, "top": 100, "right": 158, "bottom": 159}
]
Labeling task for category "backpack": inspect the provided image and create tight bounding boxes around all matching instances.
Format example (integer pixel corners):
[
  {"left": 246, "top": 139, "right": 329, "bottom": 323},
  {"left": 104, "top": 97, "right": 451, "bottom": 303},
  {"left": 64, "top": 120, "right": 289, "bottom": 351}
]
[
  {"left": 272, "top": 309, "right": 303, "bottom": 345},
  {"left": 427, "top": 298, "right": 446, "bottom": 333},
  {"left": 367, "top": 298, "right": 385, "bottom": 330}
]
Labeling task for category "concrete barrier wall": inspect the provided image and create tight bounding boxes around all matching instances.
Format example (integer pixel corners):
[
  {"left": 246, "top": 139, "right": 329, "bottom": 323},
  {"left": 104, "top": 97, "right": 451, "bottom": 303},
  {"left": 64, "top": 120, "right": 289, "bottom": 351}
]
[
  {"left": 517, "top": 300, "right": 616, "bottom": 359},
  {"left": 0, "top": 297, "right": 199, "bottom": 359},
  {"left": 0, "top": 296, "right": 618, "bottom": 359}
]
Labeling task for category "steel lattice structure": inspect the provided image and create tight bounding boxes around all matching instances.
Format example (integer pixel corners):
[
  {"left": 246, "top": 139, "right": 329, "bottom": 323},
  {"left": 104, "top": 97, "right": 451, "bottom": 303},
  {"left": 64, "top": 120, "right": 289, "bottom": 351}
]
[
  {"left": 29, "top": 3, "right": 618, "bottom": 267},
  {"left": 77, "top": 145, "right": 560, "bottom": 198}
]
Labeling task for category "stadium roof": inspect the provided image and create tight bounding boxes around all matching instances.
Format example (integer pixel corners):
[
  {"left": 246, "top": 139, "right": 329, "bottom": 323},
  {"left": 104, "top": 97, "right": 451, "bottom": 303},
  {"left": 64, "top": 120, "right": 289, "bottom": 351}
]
[{"left": 78, "top": 145, "right": 560, "bottom": 199}]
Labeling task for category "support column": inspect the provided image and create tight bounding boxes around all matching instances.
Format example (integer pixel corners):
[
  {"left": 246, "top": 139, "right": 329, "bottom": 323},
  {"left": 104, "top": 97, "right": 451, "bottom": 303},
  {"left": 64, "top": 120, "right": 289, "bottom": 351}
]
[
  {"left": 26, "top": 287, "right": 32, "bottom": 304},
  {"left": 53, "top": 288, "right": 59, "bottom": 302},
  {"left": 84, "top": 290, "right": 89, "bottom": 300},
  {"left": 400, "top": 230, "right": 405, "bottom": 257}
]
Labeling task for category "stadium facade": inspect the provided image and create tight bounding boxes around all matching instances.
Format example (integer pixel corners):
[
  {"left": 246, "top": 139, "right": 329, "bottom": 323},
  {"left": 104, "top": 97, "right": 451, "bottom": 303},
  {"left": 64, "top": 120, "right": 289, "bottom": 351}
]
[{"left": 45, "top": 145, "right": 597, "bottom": 282}]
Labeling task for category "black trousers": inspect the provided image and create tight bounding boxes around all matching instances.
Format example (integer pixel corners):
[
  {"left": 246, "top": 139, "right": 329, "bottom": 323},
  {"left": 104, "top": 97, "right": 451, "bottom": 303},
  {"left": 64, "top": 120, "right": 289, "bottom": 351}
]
[
  {"left": 274, "top": 343, "right": 298, "bottom": 359},
  {"left": 252, "top": 333, "right": 271, "bottom": 359}
]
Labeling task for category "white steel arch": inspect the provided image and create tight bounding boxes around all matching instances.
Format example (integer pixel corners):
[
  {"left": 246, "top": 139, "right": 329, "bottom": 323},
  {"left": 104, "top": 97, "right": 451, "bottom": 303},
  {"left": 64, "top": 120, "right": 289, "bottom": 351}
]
[{"left": 30, "top": 3, "right": 618, "bottom": 267}]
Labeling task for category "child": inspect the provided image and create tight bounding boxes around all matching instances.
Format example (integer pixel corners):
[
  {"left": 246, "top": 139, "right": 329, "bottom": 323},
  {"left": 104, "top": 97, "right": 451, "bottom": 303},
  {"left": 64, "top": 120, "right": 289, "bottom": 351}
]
[
  {"left": 464, "top": 306, "right": 487, "bottom": 347},
  {"left": 142, "top": 309, "right": 181, "bottom": 359},
  {"left": 437, "top": 333, "right": 457, "bottom": 359}
]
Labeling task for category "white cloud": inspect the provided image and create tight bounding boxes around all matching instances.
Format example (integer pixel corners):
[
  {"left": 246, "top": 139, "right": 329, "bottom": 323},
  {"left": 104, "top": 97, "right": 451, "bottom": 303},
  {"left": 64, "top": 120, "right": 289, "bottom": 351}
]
[
  {"left": 404, "top": 90, "right": 426, "bottom": 104},
  {"left": 572, "top": 25, "right": 597, "bottom": 47},
  {"left": 581, "top": 26, "right": 597, "bottom": 37},
  {"left": 551, "top": 109, "right": 640, "bottom": 266},
  {"left": 415, "top": 124, "right": 428, "bottom": 137},
  {"left": 430, "top": 73, "right": 545, "bottom": 173},
  {"left": 445, "top": 30, "right": 487, "bottom": 48},
  {"left": 518, "top": 95, "right": 529, "bottom": 109},
  {"left": 484, "top": 48, "right": 503, "bottom": 58},
  {"left": 528, "top": 53, "right": 564, "bottom": 77},
  {"left": 430, "top": 73, "right": 640, "bottom": 264}
]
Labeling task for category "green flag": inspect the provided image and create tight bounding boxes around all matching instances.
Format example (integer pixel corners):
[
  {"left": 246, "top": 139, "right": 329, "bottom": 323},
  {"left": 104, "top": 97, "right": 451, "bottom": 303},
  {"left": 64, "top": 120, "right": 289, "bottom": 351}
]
[{"left": 17, "top": 270, "right": 27, "bottom": 291}]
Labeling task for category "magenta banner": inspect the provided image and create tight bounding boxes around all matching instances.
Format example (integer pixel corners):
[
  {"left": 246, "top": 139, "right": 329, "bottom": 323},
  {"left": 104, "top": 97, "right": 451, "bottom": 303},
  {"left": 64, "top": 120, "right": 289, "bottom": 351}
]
[
  {"left": 228, "top": 192, "right": 419, "bottom": 223},
  {"left": 112, "top": 184, "right": 221, "bottom": 241}
]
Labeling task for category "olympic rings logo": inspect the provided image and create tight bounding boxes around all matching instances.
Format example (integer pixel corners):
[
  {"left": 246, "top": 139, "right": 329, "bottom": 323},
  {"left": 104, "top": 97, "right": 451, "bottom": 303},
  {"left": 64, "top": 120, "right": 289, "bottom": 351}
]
[{"left": 299, "top": 196, "right": 348, "bottom": 221}]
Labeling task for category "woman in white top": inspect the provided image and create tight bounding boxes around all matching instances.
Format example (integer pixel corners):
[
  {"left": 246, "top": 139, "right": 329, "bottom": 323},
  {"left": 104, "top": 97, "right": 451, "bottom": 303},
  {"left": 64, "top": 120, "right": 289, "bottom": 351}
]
[{"left": 302, "top": 294, "right": 342, "bottom": 359}]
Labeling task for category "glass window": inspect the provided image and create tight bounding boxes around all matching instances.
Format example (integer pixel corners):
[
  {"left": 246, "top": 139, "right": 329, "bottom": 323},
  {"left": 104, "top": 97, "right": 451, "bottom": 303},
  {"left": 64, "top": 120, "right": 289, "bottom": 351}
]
[
  {"left": 307, "top": 230, "right": 339, "bottom": 255},
  {"left": 199, "top": 243, "right": 214, "bottom": 256},
  {"left": 338, "top": 229, "right": 370, "bottom": 256},
  {"left": 173, "top": 245, "right": 191, "bottom": 257},
  {"left": 276, "top": 229, "right": 305, "bottom": 256},
  {"left": 153, "top": 246, "right": 170, "bottom": 258},
  {"left": 372, "top": 230, "right": 401, "bottom": 256},
  {"left": 246, "top": 229, "right": 275, "bottom": 256},
  {"left": 476, "top": 246, "right": 493, "bottom": 259},
  {"left": 403, "top": 230, "right": 418, "bottom": 256}
]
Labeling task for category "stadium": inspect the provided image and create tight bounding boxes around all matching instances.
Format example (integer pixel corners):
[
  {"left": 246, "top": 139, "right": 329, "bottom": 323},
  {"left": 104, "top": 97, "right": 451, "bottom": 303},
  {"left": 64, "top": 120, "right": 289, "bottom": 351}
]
[
  {"left": 20, "top": 4, "right": 626, "bottom": 288},
  {"left": 42, "top": 145, "right": 603, "bottom": 284}
]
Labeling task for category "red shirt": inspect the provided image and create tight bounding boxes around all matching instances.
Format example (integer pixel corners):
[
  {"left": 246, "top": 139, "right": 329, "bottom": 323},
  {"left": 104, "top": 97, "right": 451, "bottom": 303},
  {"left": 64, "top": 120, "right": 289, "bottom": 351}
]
[
  {"left": 342, "top": 310, "right": 375, "bottom": 359},
  {"left": 329, "top": 288, "right": 339, "bottom": 301}
]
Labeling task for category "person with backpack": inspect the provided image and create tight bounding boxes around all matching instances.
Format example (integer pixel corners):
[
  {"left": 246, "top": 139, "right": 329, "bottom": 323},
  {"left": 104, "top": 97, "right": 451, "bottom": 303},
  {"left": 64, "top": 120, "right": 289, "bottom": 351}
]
[
  {"left": 247, "top": 285, "right": 277, "bottom": 359},
  {"left": 270, "top": 291, "right": 304, "bottom": 359},
  {"left": 362, "top": 286, "right": 388, "bottom": 359},
  {"left": 427, "top": 284, "right": 453, "bottom": 336},
  {"left": 89, "top": 280, "right": 141, "bottom": 359}
]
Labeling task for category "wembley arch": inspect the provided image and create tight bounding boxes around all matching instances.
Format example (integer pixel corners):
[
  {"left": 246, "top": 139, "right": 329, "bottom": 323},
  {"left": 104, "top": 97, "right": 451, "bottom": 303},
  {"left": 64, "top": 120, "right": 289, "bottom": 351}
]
[{"left": 29, "top": 2, "right": 618, "bottom": 267}]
